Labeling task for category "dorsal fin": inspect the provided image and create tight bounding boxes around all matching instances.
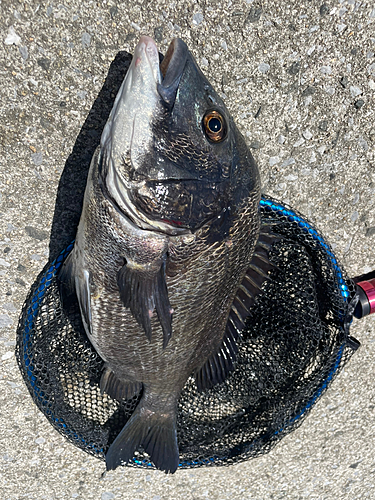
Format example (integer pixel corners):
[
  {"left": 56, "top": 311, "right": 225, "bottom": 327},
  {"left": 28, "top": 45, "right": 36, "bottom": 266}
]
[{"left": 195, "top": 225, "right": 279, "bottom": 392}]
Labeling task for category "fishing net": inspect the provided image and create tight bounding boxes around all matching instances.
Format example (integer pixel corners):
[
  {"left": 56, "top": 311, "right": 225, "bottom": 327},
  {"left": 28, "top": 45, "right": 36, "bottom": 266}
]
[{"left": 16, "top": 196, "right": 359, "bottom": 469}]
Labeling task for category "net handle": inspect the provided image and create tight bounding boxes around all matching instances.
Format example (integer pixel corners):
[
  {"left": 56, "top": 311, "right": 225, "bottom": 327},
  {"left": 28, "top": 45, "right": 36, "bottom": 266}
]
[{"left": 354, "top": 278, "right": 375, "bottom": 318}]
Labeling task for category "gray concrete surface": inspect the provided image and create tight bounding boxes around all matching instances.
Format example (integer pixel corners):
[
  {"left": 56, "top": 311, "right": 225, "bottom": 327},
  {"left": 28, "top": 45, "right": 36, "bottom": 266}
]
[{"left": 1, "top": 0, "right": 375, "bottom": 498}]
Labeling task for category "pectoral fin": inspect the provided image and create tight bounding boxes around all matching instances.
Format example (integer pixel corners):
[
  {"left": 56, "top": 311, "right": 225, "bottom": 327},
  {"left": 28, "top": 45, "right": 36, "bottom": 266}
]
[
  {"left": 195, "top": 225, "right": 280, "bottom": 392},
  {"left": 117, "top": 260, "right": 173, "bottom": 348}
]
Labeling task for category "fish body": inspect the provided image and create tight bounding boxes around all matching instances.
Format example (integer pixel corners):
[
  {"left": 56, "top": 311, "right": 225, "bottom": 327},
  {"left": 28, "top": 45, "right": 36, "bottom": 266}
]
[{"left": 60, "top": 36, "right": 271, "bottom": 473}]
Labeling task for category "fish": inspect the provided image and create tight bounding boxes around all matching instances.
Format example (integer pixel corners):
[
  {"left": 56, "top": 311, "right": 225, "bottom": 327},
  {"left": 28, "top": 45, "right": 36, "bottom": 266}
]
[{"left": 59, "top": 35, "right": 276, "bottom": 473}]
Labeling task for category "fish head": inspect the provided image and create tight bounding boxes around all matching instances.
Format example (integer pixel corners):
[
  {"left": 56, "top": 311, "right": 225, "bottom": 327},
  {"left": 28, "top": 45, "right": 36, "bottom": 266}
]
[{"left": 100, "top": 36, "right": 260, "bottom": 236}]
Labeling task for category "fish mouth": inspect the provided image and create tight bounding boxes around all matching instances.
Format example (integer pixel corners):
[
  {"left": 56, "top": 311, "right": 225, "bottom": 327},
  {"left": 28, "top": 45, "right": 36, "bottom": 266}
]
[
  {"left": 129, "top": 39, "right": 227, "bottom": 231},
  {"left": 157, "top": 38, "right": 188, "bottom": 107},
  {"left": 132, "top": 39, "right": 229, "bottom": 232},
  {"left": 132, "top": 36, "right": 188, "bottom": 105},
  {"left": 100, "top": 36, "right": 217, "bottom": 235}
]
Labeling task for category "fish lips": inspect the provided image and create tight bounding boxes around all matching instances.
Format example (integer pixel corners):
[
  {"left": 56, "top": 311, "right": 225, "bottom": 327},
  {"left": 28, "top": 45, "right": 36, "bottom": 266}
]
[
  {"left": 130, "top": 178, "right": 232, "bottom": 232},
  {"left": 157, "top": 38, "right": 188, "bottom": 107}
]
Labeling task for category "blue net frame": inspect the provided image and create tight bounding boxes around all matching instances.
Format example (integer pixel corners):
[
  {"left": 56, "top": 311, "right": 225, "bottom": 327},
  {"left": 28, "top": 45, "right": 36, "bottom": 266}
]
[{"left": 16, "top": 196, "right": 359, "bottom": 468}]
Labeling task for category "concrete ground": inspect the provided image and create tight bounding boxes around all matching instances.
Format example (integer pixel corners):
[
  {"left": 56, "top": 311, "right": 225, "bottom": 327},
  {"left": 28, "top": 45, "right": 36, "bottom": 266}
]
[{"left": 1, "top": 0, "right": 375, "bottom": 498}]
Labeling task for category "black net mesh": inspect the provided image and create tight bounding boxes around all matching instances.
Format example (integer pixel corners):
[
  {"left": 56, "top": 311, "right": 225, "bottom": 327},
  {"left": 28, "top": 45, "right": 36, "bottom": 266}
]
[{"left": 16, "top": 196, "right": 359, "bottom": 469}]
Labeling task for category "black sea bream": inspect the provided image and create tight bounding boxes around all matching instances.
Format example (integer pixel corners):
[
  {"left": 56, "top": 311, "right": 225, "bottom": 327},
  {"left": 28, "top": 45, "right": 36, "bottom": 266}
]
[{"left": 59, "top": 36, "right": 274, "bottom": 473}]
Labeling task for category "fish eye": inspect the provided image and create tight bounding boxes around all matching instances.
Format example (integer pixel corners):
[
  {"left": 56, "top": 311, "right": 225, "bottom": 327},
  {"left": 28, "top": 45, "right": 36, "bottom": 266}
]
[{"left": 202, "top": 110, "right": 227, "bottom": 143}]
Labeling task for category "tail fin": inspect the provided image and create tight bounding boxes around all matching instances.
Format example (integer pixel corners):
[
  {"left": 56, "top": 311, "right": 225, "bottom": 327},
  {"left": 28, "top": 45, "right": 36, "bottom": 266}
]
[{"left": 105, "top": 406, "right": 179, "bottom": 473}]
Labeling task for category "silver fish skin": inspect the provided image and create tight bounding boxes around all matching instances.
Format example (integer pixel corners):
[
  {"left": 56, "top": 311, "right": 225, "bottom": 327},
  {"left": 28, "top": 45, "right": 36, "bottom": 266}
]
[{"left": 59, "top": 36, "right": 267, "bottom": 473}]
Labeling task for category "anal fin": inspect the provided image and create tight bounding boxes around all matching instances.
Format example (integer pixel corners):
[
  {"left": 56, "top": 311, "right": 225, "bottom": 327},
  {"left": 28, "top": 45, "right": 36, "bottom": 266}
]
[{"left": 100, "top": 366, "right": 142, "bottom": 401}]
